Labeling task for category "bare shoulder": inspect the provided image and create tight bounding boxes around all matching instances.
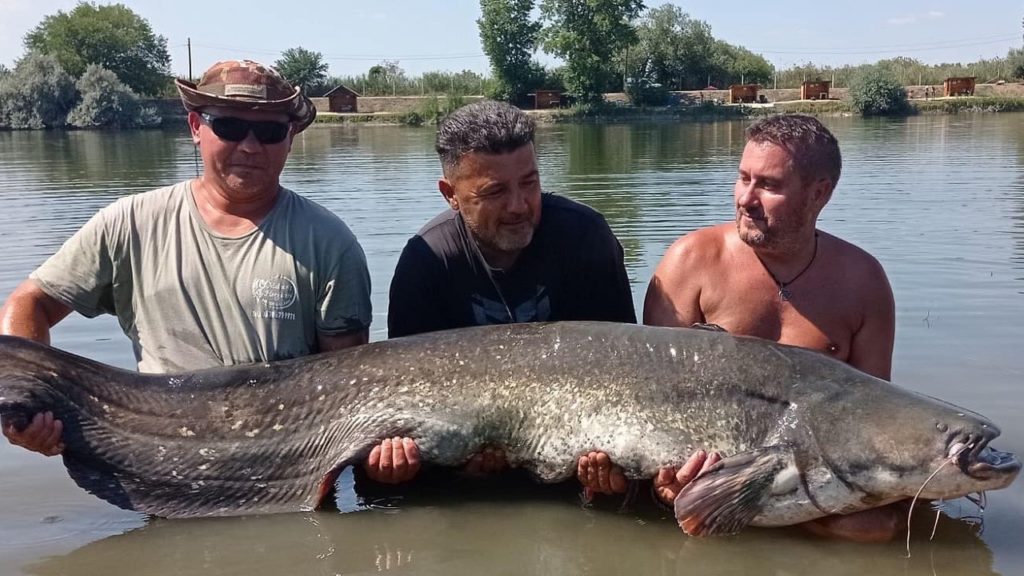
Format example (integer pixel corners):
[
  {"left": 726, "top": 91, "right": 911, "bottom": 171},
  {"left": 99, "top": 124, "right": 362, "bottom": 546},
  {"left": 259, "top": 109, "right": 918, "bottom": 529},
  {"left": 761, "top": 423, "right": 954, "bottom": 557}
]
[
  {"left": 655, "top": 224, "right": 731, "bottom": 278},
  {"left": 820, "top": 231, "right": 893, "bottom": 301},
  {"left": 644, "top": 224, "right": 730, "bottom": 326}
]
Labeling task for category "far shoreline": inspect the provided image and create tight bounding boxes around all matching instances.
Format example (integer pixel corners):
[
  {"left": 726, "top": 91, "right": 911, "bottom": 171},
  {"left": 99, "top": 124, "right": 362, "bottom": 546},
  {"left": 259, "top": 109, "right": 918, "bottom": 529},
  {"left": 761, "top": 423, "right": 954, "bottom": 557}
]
[{"left": 307, "top": 90, "right": 1024, "bottom": 127}]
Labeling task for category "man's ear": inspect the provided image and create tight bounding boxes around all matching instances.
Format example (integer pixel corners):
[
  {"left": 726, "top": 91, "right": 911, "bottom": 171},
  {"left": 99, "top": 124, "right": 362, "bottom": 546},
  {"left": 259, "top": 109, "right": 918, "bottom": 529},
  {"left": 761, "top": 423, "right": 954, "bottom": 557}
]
[
  {"left": 187, "top": 111, "right": 202, "bottom": 145},
  {"left": 439, "top": 178, "right": 459, "bottom": 211},
  {"left": 812, "top": 177, "right": 833, "bottom": 209}
]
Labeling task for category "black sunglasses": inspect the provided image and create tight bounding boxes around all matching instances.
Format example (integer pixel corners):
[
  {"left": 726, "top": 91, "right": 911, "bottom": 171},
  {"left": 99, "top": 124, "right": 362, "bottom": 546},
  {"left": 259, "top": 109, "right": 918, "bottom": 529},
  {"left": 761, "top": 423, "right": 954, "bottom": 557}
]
[{"left": 200, "top": 112, "right": 291, "bottom": 144}]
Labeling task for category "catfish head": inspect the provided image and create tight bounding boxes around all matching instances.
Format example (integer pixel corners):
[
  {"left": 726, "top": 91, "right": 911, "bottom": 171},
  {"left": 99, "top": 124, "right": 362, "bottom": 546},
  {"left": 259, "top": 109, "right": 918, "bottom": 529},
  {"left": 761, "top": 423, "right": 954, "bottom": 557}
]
[
  {"left": 808, "top": 385, "right": 1020, "bottom": 504},
  {"left": 671, "top": 375, "right": 1019, "bottom": 537}
]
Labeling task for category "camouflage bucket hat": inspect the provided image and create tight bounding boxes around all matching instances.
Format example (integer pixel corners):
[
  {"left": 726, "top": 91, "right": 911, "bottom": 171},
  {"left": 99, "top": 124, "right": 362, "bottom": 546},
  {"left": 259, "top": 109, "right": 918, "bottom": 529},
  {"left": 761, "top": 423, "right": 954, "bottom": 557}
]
[{"left": 175, "top": 60, "right": 316, "bottom": 133}]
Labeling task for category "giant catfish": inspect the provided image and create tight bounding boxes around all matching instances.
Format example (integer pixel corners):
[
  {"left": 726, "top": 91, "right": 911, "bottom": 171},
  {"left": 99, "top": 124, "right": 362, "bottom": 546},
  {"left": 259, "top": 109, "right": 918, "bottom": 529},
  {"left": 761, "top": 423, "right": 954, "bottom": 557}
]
[{"left": 0, "top": 322, "right": 1018, "bottom": 535}]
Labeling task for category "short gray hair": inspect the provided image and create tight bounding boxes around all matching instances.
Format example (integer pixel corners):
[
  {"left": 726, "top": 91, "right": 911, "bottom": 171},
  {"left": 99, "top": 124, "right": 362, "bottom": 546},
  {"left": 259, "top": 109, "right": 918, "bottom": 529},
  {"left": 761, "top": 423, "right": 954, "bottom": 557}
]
[
  {"left": 745, "top": 114, "right": 842, "bottom": 189},
  {"left": 436, "top": 100, "right": 535, "bottom": 176}
]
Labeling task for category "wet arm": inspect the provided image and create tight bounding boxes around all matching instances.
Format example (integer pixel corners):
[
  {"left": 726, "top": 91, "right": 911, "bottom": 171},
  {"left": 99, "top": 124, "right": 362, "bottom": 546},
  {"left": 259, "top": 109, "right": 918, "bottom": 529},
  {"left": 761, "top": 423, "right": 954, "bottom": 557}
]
[
  {"left": 0, "top": 279, "right": 71, "bottom": 455},
  {"left": 0, "top": 279, "right": 72, "bottom": 344},
  {"left": 847, "top": 263, "right": 896, "bottom": 380},
  {"left": 643, "top": 241, "right": 704, "bottom": 327}
]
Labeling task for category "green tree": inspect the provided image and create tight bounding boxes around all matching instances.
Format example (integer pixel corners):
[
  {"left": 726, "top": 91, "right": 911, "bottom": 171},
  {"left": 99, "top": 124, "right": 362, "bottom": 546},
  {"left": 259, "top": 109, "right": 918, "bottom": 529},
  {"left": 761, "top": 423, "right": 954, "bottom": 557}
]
[
  {"left": 67, "top": 64, "right": 160, "bottom": 128},
  {"left": 478, "top": 0, "right": 543, "bottom": 103},
  {"left": 0, "top": 52, "right": 77, "bottom": 129},
  {"left": 273, "top": 47, "right": 329, "bottom": 93},
  {"left": 848, "top": 67, "right": 911, "bottom": 116},
  {"left": 1009, "top": 48, "right": 1024, "bottom": 80},
  {"left": 24, "top": 2, "right": 170, "bottom": 96},
  {"left": 539, "top": 0, "right": 646, "bottom": 103},
  {"left": 627, "top": 5, "right": 716, "bottom": 90},
  {"left": 714, "top": 41, "right": 773, "bottom": 86}
]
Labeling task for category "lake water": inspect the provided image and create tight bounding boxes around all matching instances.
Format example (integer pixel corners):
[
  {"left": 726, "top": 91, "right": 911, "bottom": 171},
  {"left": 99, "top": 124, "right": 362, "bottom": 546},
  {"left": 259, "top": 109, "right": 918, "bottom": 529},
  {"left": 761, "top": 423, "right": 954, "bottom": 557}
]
[{"left": 0, "top": 114, "right": 1022, "bottom": 575}]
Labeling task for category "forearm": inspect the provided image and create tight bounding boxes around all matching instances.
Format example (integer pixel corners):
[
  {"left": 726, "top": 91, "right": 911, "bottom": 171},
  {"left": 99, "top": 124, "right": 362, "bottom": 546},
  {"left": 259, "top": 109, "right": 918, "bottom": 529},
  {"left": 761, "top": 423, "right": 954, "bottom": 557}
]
[{"left": 0, "top": 280, "right": 71, "bottom": 344}]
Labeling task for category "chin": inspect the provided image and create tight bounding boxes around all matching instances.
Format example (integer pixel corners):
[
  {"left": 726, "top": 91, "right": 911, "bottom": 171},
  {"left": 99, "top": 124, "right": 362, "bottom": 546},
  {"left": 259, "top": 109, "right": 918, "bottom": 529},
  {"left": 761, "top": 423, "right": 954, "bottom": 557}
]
[
  {"left": 736, "top": 222, "right": 767, "bottom": 246},
  {"left": 492, "top": 230, "right": 534, "bottom": 253}
]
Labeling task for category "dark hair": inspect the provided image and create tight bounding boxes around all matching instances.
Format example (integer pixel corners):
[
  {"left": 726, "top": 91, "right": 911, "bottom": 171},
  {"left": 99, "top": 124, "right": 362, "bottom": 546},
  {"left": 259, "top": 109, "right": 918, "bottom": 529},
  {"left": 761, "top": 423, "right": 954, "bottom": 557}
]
[
  {"left": 436, "top": 100, "right": 535, "bottom": 176},
  {"left": 745, "top": 114, "right": 842, "bottom": 189}
]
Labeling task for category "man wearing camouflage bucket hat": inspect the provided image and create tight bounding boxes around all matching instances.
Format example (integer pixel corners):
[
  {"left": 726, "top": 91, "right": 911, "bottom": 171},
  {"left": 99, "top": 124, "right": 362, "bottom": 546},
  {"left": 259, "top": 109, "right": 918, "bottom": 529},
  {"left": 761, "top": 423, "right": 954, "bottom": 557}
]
[
  {"left": 175, "top": 59, "right": 317, "bottom": 132},
  {"left": 1, "top": 60, "right": 412, "bottom": 483}
]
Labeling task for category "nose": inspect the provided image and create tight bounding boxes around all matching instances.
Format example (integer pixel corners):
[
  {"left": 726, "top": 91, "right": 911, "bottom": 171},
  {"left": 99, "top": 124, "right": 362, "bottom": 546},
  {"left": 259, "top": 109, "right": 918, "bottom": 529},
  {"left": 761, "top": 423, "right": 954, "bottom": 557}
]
[
  {"left": 735, "top": 180, "right": 758, "bottom": 209},
  {"left": 505, "top": 186, "right": 529, "bottom": 215},
  {"left": 237, "top": 129, "right": 263, "bottom": 151}
]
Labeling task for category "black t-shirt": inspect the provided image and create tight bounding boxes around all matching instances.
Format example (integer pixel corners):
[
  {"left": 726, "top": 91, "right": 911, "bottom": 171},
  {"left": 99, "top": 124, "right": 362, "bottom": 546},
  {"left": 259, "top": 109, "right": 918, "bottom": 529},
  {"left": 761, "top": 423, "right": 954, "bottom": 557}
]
[{"left": 388, "top": 193, "right": 637, "bottom": 338}]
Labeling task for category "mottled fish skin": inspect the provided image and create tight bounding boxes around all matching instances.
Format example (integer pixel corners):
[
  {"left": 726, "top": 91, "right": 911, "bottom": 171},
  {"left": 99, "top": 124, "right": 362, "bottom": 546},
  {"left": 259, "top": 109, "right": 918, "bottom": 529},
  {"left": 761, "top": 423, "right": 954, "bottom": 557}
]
[{"left": 0, "top": 322, "right": 1018, "bottom": 531}]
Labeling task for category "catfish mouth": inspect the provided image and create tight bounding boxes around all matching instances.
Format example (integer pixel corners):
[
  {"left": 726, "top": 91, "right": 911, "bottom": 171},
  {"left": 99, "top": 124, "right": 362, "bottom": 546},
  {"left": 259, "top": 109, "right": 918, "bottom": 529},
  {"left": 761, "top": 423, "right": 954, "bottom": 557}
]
[
  {"left": 948, "top": 436, "right": 1022, "bottom": 480},
  {"left": 966, "top": 446, "right": 1021, "bottom": 479}
]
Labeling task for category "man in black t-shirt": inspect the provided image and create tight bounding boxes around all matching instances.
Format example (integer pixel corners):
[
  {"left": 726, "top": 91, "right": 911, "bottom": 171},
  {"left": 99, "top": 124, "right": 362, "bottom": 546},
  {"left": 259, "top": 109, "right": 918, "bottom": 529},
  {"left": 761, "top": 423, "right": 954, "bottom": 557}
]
[
  {"left": 388, "top": 102, "right": 635, "bottom": 337},
  {"left": 368, "top": 100, "right": 636, "bottom": 497},
  {"left": 388, "top": 190, "right": 635, "bottom": 336}
]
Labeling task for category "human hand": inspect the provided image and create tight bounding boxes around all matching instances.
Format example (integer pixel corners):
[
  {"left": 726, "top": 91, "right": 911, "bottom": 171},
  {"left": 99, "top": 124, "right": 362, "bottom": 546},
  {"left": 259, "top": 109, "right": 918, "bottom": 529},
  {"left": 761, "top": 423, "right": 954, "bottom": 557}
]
[
  {"left": 1, "top": 411, "right": 64, "bottom": 456},
  {"left": 654, "top": 449, "right": 721, "bottom": 505},
  {"left": 363, "top": 437, "right": 421, "bottom": 484},
  {"left": 462, "top": 446, "right": 508, "bottom": 477},
  {"left": 577, "top": 451, "right": 627, "bottom": 500}
]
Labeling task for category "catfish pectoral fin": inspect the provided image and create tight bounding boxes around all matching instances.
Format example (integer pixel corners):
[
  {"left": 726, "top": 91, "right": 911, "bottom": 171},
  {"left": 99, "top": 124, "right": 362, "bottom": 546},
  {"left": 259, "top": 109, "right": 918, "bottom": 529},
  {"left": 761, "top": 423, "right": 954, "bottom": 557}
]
[
  {"left": 311, "top": 458, "right": 360, "bottom": 512},
  {"left": 673, "top": 446, "right": 793, "bottom": 536}
]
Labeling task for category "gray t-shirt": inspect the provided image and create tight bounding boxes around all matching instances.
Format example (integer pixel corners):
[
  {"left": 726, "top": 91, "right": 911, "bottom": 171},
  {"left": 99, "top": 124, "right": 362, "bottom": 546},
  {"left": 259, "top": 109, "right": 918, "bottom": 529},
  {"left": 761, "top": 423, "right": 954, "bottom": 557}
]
[{"left": 31, "top": 181, "right": 371, "bottom": 373}]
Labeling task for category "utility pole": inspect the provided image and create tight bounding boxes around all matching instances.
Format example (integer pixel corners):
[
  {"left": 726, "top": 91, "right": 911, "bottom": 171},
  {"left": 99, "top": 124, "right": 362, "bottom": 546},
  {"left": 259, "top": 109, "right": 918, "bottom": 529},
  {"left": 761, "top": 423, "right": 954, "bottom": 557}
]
[{"left": 187, "top": 37, "right": 192, "bottom": 80}]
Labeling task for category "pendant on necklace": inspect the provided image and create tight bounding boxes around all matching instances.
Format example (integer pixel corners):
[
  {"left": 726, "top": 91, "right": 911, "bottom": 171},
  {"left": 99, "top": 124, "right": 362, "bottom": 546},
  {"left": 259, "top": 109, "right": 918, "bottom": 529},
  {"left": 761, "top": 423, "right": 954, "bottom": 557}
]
[{"left": 778, "top": 287, "right": 791, "bottom": 301}]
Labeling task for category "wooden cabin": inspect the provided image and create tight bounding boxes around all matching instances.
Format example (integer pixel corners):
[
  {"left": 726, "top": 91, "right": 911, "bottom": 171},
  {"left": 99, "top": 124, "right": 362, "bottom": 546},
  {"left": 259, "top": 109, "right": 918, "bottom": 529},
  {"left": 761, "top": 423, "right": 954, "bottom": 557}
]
[
  {"left": 943, "top": 77, "right": 976, "bottom": 97},
  {"left": 801, "top": 80, "right": 831, "bottom": 100},
  {"left": 530, "top": 89, "right": 563, "bottom": 109},
  {"left": 728, "top": 84, "right": 759, "bottom": 104},
  {"left": 324, "top": 85, "right": 359, "bottom": 112}
]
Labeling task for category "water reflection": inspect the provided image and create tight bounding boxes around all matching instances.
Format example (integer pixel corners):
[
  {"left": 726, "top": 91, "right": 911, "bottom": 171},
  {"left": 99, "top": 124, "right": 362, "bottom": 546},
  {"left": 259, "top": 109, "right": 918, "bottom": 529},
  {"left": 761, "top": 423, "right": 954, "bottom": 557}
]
[{"left": 25, "top": 503, "right": 995, "bottom": 576}]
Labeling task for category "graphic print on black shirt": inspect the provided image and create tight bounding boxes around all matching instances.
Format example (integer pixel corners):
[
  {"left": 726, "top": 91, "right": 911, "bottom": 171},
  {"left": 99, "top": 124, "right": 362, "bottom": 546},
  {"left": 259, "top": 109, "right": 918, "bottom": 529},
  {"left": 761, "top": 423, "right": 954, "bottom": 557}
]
[{"left": 470, "top": 285, "right": 551, "bottom": 324}]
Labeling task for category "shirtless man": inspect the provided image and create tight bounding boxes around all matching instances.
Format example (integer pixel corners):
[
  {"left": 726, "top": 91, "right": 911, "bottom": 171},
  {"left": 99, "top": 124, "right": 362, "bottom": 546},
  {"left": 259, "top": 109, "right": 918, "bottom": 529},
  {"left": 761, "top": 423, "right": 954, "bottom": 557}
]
[{"left": 644, "top": 114, "right": 898, "bottom": 541}]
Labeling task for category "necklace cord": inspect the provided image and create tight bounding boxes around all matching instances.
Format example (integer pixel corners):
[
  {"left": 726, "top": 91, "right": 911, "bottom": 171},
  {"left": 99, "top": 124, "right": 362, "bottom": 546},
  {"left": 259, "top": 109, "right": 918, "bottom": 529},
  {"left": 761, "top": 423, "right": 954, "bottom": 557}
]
[{"left": 754, "top": 232, "right": 819, "bottom": 300}]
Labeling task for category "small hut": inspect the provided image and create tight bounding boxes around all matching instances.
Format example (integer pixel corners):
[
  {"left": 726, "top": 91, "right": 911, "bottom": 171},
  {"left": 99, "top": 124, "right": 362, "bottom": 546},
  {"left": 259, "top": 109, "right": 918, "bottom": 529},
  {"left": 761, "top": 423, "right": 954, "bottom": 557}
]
[
  {"left": 801, "top": 80, "right": 831, "bottom": 100},
  {"left": 530, "top": 89, "right": 563, "bottom": 109},
  {"left": 943, "top": 77, "right": 976, "bottom": 97},
  {"left": 728, "top": 84, "right": 759, "bottom": 104},
  {"left": 324, "top": 85, "right": 360, "bottom": 112}
]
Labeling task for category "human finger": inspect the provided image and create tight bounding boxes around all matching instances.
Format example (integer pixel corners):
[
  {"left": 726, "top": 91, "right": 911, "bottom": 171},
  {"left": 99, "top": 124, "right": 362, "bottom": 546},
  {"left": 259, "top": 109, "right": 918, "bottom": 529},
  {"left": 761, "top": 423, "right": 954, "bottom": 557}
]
[
  {"left": 674, "top": 450, "right": 708, "bottom": 487},
  {"left": 378, "top": 438, "right": 395, "bottom": 483},
  {"left": 609, "top": 465, "right": 627, "bottom": 493},
  {"left": 577, "top": 454, "right": 591, "bottom": 488},
  {"left": 14, "top": 412, "right": 50, "bottom": 451},
  {"left": 702, "top": 452, "right": 722, "bottom": 473},
  {"left": 40, "top": 418, "right": 64, "bottom": 455},
  {"left": 594, "top": 452, "right": 613, "bottom": 493},
  {"left": 398, "top": 437, "right": 420, "bottom": 482},
  {"left": 654, "top": 466, "right": 677, "bottom": 489},
  {"left": 390, "top": 436, "right": 408, "bottom": 478}
]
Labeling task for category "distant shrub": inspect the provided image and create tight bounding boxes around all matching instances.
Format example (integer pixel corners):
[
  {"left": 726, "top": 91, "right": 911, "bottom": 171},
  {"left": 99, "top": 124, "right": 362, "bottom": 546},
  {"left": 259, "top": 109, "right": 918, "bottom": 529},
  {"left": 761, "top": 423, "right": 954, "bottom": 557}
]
[
  {"left": 625, "top": 78, "right": 670, "bottom": 107},
  {"left": 400, "top": 94, "right": 470, "bottom": 126},
  {"left": 67, "top": 65, "right": 160, "bottom": 128},
  {"left": 848, "top": 68, "right": 912, "bottom": 116},
  {"left": 1009, "top": 48, "right": 1024, "bottom": 80},
  {"left": 399, "top": 110, "right": 425, "bottom": 126},
  {"left": 0, "top": 52, "right": 76, "bottom": 129}
]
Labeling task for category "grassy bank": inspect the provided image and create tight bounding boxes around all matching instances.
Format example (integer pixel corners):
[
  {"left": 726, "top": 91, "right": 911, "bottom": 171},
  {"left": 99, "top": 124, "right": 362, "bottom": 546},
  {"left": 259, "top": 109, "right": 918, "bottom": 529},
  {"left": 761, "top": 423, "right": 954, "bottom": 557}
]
[{"left": 913, "top": 96, "right": 1024, "bottom": 114}]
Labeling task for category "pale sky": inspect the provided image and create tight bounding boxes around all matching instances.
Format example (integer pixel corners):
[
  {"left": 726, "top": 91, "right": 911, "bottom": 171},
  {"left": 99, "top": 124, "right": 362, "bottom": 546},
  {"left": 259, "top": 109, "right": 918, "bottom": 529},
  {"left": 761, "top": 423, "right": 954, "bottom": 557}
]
[{"left": 0, "top": 0, "right": 1019, "bottom": 77}]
